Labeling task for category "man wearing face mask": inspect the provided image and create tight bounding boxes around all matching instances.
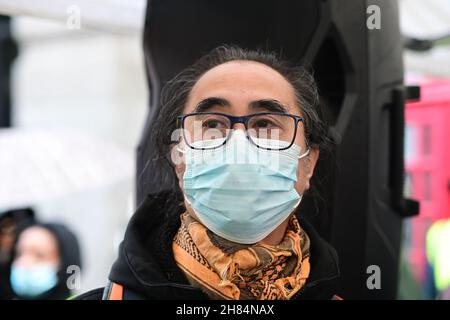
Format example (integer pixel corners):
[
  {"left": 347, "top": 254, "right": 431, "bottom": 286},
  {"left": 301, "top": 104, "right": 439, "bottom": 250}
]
[
  {"left": 94, "top": 46, "right": 340, "bottom": 300},
  {"left": 10, "top": 223, "right": 81, "bottom": 300}
]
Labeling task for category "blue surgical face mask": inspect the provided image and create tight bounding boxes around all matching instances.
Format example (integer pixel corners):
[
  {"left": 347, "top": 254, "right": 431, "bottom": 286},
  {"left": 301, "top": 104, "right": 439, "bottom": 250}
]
[
  {"left": 179, "top": 130, "right": 309, "bottom": 244},
  {"left": 10, "top": 263, "right": 59, "bottom": 298}
]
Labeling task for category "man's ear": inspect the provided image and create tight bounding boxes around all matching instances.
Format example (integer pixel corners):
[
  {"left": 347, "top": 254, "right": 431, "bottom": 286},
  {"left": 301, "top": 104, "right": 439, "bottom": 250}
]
[
  {"left": 299, "top": 147, "right": 319, "bottom": 193},
  {"left": 170, "top": 143, "right": 185, "bottom": 181},
  {"left": 306, "top": 148, "right": 320, "bottom": 179}
]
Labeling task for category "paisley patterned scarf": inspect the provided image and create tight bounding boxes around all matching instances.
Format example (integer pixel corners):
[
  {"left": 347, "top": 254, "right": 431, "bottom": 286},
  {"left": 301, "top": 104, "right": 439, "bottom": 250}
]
[{"left": 173, "top": 212, "right": 310, "bottom": 300}]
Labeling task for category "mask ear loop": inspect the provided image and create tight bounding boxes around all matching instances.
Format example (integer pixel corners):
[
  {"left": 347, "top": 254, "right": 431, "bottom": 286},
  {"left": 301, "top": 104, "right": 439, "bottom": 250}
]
[
  {"left": 176, "top": 133, "right": 188, "bottom": 154},
  {"left": 298, "top": 148, "right": 310, "bottom": 159},
  {"left": 176, "top": 145, "right": 186, "bottom": 154},
  {"left": 298, "top": 139, "right": 311, "bottom": 159}
]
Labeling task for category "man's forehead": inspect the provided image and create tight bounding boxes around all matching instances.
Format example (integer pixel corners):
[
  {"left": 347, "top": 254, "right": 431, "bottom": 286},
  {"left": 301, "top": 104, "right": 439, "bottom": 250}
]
[
  {"left": 187, "top": 61, "right": 296, "bottom": 109},
  {"left": 194, "top": 60, "right": 289, "bottom": 86}
]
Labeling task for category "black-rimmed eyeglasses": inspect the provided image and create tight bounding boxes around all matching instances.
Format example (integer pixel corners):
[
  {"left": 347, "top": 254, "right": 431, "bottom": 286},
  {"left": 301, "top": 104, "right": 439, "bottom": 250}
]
[{"left": 176, "top": 112, "right": 305, "bottom": 150}]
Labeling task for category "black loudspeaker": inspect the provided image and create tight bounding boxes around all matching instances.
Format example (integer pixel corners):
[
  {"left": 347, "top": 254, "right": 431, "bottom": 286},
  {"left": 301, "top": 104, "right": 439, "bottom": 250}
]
[{"left": 138, "top": 0, "right": 418, "bottom": 299}]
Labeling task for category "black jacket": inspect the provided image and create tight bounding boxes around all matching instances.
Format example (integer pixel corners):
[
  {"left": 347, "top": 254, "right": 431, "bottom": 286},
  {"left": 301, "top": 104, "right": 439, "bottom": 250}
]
[{"left": 80, "top": 193, "right": 340, "bottom": 300}]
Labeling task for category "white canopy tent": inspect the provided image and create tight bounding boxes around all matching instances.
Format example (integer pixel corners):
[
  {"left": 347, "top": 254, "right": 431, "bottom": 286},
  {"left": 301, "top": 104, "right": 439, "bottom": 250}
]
[
  {"left": 0, "top": 0, "right": 448, "bottom": 77},
  {"left": 400, "top": 0, "right": 450, "bottom": 77},
  {"left": 0, "top": 0, "right": 146, "bottom": 34}
]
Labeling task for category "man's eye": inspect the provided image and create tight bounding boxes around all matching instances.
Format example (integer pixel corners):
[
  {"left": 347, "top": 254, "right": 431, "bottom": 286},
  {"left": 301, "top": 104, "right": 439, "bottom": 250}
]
[
  {"left": 204, "top": 120, "right": 221, "bottom": 128},
  {"left": 255, "top": 120, "right": 271, "bottom": 128}
]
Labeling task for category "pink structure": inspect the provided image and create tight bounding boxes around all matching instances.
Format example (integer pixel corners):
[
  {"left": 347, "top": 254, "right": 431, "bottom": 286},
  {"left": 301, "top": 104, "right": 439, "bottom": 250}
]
[{"left": 405, "top": 77, "right": 450, "bottom": 283}]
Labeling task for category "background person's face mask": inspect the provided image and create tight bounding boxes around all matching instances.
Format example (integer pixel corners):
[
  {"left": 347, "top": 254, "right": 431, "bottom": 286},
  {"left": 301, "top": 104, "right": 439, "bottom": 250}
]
[
  {"left": 180, "top": 130, "right": 309, "bottom": 244},
  {"left": 10, "top": 263, "right": 58, "bottom": 298}
]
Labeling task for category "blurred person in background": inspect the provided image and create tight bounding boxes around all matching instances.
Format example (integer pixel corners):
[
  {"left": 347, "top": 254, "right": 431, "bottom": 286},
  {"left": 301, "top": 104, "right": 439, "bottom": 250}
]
[
  {"left": 426, "top": 218, "right": 450, "bottom": 300},
  {"left": 0, "top": 208, "right": 35, "bottom": 300},
  {"left": 9, "top": 223, "right": 81, "bottom": 300}
]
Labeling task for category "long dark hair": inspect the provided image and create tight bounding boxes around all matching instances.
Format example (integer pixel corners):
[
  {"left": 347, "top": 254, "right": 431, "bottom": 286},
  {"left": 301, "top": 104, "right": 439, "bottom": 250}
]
[{"left": 148, "top": 45, "right": 331, "bottom": 271}]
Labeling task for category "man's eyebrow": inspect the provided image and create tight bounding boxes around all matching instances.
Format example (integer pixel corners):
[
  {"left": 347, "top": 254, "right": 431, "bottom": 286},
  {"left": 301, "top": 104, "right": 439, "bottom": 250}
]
[
  {"left": 194, "top": 97, "right": 288, "bottom": 113},
  {"left": 194, "top": 97, "right": 230, "bottom": 112},
  {"left": 249, "top": 99, "right": 289, "bottom": 113}
]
